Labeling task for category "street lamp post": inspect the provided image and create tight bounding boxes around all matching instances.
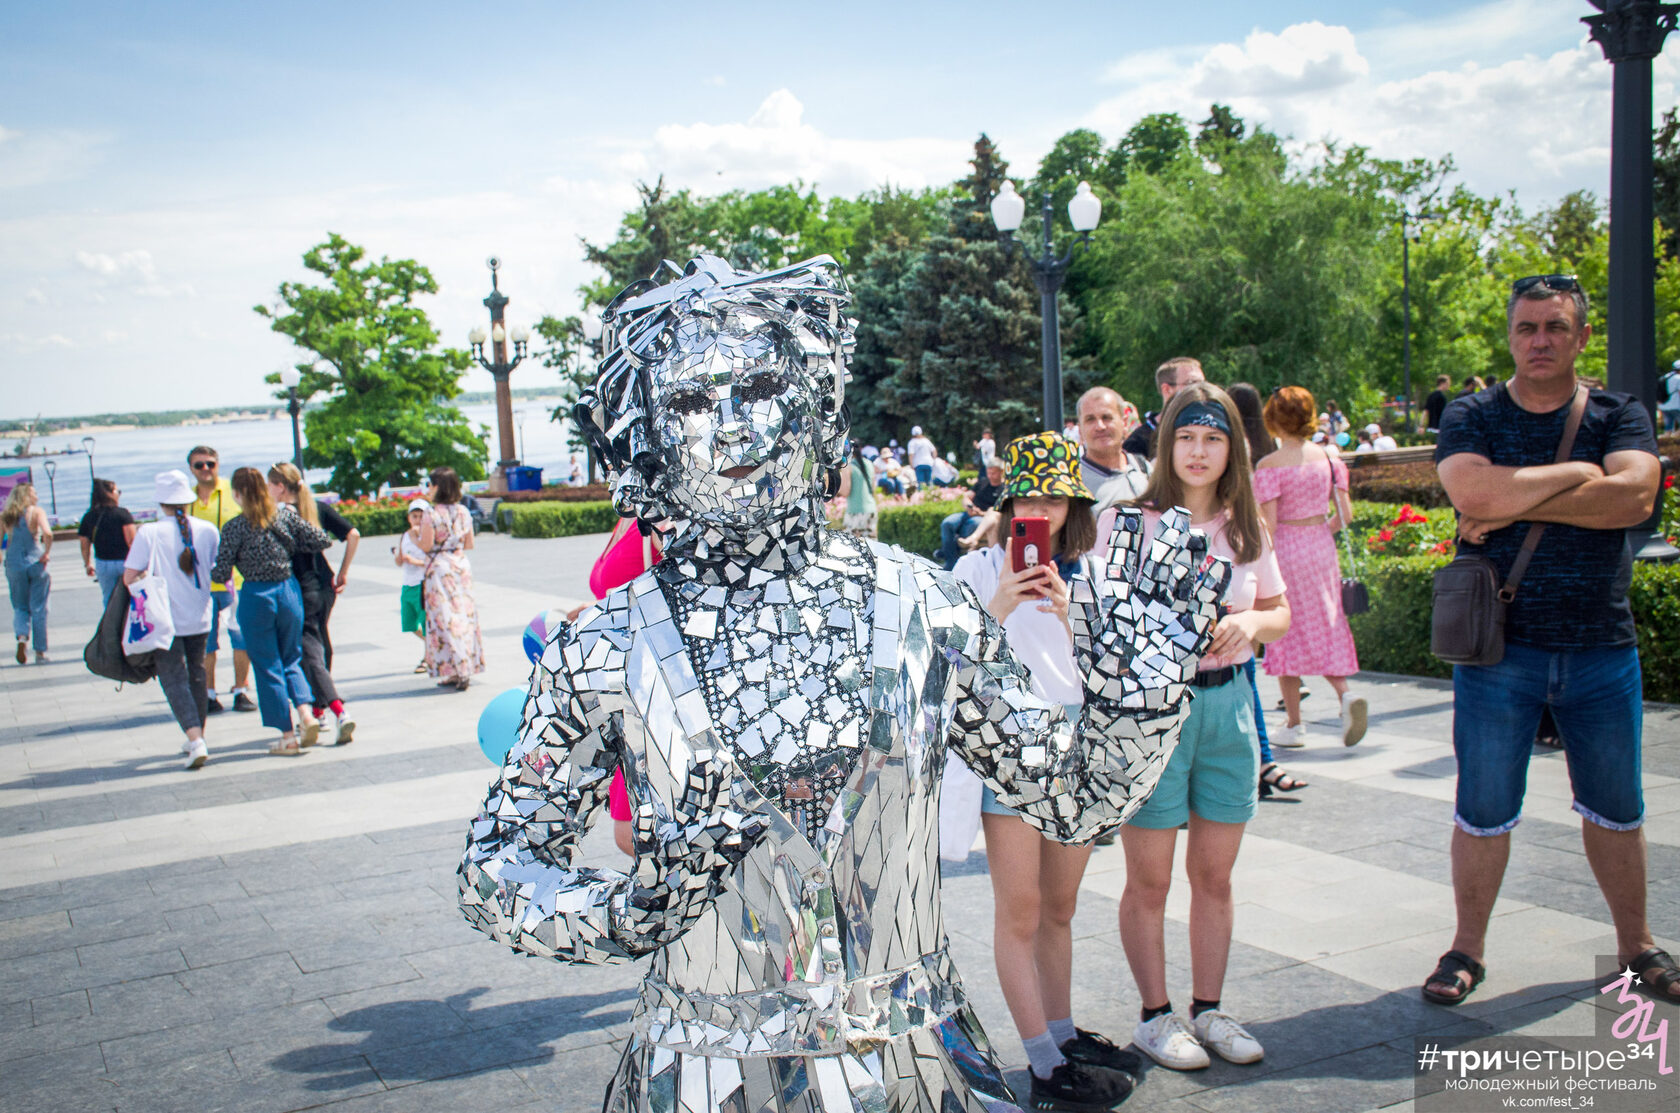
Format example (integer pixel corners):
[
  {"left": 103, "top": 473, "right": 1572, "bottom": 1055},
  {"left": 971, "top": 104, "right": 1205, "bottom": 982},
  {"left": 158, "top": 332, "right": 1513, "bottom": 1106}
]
[
  {"left": 1398, "top": 209, "right": 1438, "bottom": 433},
  {"left": 989, "top": 181, "right": 1103, "bottom": 431},
  {"left": 41, "top": 459, "right": 56, "bottom": 517},
  {"left": 468, "top": 257, "right": 531, "bottom": 493},
  {"left": 81, "top": 436, "right": 95, "bottom": 489},
  {"left": 1584, "top": 0, "right": 1680, "bottom": 561},
  {"left": 278, "top": 367, "right": 304, "bottom": 470}
]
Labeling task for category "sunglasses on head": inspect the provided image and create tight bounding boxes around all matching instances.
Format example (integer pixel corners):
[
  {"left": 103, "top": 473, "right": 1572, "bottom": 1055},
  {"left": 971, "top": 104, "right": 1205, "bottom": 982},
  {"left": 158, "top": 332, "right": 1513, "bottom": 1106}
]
[
  {"left": 1511, "top": 274, "right": 1581, "bottom": 296},
  {"left": 190, "top": 460, "right": 217, "bottom": 470}
]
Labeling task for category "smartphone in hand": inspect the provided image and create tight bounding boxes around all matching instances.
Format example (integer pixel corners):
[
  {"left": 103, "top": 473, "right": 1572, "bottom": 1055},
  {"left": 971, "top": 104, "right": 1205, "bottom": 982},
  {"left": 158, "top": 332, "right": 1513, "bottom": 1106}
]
[{"left": 1010, "top": 517, "right": 1051, "bottom": 574}]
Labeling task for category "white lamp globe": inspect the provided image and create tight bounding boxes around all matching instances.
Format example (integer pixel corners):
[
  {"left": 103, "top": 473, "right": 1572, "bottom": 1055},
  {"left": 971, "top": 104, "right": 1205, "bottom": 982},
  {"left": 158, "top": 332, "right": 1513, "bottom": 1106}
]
[
  {"left": 990, "top": 181, "right": 1025, "bottom": 234},
  {"left": 1068, "top": 181, "right": 1102, "bottom": 232},
  {"left": 468, "top": 326, "right": 488, "bottom": 345},
  {"left": 278, "top": 367, "right": 302, "bottom": 389},
  {"left": 510, "top": 325, "right": 531, "bottom": 344},
  {"left": 491, "top": 323, "right": 506, "bottom": 343}
]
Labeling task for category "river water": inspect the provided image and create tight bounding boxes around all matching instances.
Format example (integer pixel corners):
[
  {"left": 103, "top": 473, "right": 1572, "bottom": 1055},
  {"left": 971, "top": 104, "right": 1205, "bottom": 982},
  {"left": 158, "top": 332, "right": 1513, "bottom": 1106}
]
[{"left": 8, "top": 399, "right": 585, "bottom": 526}]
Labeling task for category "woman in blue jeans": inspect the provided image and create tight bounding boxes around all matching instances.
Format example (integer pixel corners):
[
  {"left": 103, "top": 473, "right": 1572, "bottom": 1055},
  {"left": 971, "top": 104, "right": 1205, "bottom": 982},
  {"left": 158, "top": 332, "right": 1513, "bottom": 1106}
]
[
  {"left": 78, "top": 478, "right": 136, "bottom": 609},
  {"left": 2, "top": 483, "right": 52, "bottom": 664},
  {"left": 209, "top": 467, "right": 332, "bottom": 756}
]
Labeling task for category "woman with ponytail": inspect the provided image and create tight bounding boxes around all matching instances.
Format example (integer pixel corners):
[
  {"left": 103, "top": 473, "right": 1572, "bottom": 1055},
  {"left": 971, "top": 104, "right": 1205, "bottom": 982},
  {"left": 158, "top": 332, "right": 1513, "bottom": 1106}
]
[{"left": 123, "top": 471, "right": 222, "bottom": 768}]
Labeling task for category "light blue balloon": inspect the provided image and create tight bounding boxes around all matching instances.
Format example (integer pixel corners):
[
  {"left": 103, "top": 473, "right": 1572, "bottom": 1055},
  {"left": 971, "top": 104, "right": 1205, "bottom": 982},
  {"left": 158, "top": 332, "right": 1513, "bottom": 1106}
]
[
  {"left": 1334, "top": 431, "right": 1350, "bottom": 447},
  {"left": 477, "top": 687, "right": 527, "bottom": 765}
]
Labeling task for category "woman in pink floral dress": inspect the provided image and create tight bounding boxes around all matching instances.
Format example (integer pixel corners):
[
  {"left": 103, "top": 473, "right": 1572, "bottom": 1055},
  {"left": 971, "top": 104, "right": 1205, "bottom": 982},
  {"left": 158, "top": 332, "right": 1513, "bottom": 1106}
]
[
  {"left": 418, "top": 467, "right": 484, "bottom": 691},
  {"left": 1253, "top": 387, "right": 1367, "bottom": 748}
]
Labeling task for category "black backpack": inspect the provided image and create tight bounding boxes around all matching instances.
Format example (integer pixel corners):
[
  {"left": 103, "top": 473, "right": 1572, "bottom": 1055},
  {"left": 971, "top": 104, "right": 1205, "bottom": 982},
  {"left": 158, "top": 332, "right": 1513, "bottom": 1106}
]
[{"left": 83, "top": 580, "right": 157, "bottom": 685}]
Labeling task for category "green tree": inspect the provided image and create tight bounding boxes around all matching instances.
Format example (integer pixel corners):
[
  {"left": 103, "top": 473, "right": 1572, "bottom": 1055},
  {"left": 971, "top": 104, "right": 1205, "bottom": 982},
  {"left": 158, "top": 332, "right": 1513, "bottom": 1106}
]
[
  {"left": 533, "top": 313, "right": 598, "bottom": 482},
  {"left": 1114, "top": 112, "right": 1192, "bottom": 178},
  {"left": 1656, "top": 107, "right": 1680, "bottom": 262},
  {"left": 255, "top": 233, "right": 484, "bottom": 497}
]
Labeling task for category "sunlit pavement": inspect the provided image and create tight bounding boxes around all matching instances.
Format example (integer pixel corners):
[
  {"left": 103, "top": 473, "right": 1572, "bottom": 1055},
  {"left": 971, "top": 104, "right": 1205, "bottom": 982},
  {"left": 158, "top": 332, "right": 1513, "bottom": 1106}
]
[{"left": 1, "top": 533, "right": 1675, "bottom": 1112}]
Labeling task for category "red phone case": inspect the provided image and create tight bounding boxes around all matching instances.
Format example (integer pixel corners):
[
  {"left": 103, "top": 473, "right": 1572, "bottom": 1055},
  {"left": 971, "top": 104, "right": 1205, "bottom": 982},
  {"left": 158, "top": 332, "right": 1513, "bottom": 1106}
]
[{"left": 1010, "top": 517, "right": 1051, "bottom": 574}]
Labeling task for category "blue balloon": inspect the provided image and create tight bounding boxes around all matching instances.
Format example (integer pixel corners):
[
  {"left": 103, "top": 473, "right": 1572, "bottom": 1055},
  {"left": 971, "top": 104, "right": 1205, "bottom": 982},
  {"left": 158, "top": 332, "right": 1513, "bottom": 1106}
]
[
  {"left": 477, "top": 687, "right": 527, "bottom": 765},
  {"left": 523, "top": 607, "right": 567, "bottom": 664},
  {"left": 1334, "top": 431, "right": 1350, "bottom": 447}
]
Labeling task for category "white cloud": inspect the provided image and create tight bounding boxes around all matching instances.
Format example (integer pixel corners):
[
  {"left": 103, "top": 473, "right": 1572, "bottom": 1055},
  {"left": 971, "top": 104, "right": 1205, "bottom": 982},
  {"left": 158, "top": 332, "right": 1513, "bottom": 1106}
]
[
  {"left": 76, "top": 249, "right": 158, "bottom": 281},
  {"left": 0, "top": 332, "right": 73, "bottom": 352},
  {"left": 1194, "top": 22, "right": 1369, "bottom": 97},
  {"left": 623, "top": 89, "right": 972, "bottom": 195}
]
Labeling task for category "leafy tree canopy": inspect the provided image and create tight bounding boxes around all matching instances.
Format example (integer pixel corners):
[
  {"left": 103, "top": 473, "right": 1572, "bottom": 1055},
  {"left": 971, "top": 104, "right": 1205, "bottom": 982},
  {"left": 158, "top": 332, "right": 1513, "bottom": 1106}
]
[{"left": 255, "top": 233, "right": 485, "bottom": 497}]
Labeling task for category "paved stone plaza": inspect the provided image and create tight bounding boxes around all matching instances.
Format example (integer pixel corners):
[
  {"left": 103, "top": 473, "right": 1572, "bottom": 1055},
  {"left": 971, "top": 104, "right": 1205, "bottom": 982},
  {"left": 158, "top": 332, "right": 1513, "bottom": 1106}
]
[{"left": 1, "top": 532, "right": 1676, "bottom": 1112}]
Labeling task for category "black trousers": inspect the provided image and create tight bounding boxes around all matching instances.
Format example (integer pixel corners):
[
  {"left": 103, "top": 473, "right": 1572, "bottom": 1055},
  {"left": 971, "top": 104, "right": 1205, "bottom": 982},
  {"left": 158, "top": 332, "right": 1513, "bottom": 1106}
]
[
  {"left": 156, "top": 633, "right": 209, "bottom": 734},
  {"left": 298, "top": 572, "right": 339, "bottom": 707}
]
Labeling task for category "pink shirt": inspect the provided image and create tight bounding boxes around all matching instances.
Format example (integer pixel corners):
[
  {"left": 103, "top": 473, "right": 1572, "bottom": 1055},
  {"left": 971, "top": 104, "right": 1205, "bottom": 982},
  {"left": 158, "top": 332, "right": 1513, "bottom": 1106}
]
[{"left": 1096, "top": 507, "right": 1285, "bottom": 670}]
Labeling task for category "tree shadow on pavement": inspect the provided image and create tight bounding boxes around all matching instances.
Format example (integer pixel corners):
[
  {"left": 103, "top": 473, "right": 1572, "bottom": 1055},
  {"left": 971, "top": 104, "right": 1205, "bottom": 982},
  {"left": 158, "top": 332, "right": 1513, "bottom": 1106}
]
[{"left": 271, "top": 985, "right": 636, "bottom": 1092}]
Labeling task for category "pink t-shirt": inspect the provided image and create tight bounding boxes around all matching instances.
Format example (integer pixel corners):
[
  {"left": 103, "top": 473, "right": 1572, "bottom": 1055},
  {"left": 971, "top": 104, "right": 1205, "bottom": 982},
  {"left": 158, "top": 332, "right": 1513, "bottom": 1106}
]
[{"left": 1095, "top": 507, "right": 1285, "bottom": 670}]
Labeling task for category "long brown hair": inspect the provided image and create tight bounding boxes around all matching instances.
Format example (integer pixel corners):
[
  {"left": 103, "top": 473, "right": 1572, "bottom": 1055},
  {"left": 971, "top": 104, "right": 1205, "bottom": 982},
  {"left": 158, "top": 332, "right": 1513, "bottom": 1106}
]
[
  {"left": 1129, "top": 382, "right": 1265, "bottom": 564},
  {"left": 230, "top": 467, "right": 277, "bottom": 531},
  {"left": 267, "top": 462, "right": 318, "bottom": 527}
]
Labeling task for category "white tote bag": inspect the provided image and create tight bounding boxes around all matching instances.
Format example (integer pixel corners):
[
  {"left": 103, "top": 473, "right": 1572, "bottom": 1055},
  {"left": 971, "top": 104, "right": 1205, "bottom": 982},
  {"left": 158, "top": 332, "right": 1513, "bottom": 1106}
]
[
  {"left": 939, "top": 751, "right": 984, "bottom": 864},
  {"left": 122, "top": 550, "right": 175, "bottom": 657}
]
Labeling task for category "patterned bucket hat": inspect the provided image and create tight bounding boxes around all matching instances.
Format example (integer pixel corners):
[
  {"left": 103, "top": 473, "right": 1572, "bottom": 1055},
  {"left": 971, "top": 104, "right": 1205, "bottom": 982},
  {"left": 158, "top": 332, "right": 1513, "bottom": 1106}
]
[{"left": 1003, "top": 432, "right": 1094, "bottom": 502}]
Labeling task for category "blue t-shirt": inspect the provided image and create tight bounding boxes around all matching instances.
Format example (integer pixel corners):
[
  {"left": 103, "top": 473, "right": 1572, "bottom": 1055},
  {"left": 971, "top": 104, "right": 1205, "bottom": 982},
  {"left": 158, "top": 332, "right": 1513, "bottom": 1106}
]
[{"left": 1435, "top": 383, "right": 1658, "bottom": 650}]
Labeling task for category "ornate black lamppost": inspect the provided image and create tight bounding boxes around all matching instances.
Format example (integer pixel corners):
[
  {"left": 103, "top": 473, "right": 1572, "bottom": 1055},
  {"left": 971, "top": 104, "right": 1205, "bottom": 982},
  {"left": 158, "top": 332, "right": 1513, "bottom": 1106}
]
[
  {"left": 1399, "top": 208, "right": 1438, "bottom": 432},
  {"left": 989, "top": 181, "right": 1103, "bottom": 431},
  {"left": 278, "top": 367, "right": 304, "bottom": 470},
  {"left": 468, "top": 257, "right": 531, "bottom": 493},
  {"left": 41, "top": 459, "right": 56, "bottom": 517},
  {"left": 1585, "top": 0, "right": 1680, "bottom": 560},
  {"left": 80, "top": 435, "right": 95, "bottom": 489}
]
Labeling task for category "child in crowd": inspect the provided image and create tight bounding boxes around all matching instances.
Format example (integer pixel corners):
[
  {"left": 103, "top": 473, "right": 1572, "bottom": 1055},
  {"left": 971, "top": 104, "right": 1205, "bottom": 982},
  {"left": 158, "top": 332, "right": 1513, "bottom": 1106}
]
[
  {"left": 1111, "top": 382, "right": 1291, "bottom": 1072},
  {"left": 396, "top": 500, "right": 429, "bottom": 672}
]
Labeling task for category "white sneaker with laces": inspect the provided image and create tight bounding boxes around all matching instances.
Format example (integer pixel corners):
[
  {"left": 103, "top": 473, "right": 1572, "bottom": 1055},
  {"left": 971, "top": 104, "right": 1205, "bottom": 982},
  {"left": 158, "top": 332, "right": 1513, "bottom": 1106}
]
[
  {"left": 183, "top": 739, "right": 209, "bottom": 770},
  {"left": 1272, "top": 722, "right": 1307, "bottom": 749},
  {"left": 1132, "top": 1012, "right": 1210, "bottom": 1071},
  {"left": 1191, "top": 1009, "right": 1263, "bottom": 1064},
  {"left": 1340, "top": 693, "right": 1368, "bottom": 747},
  {"left": 335, "top": 708, "right": 356, "bottom": 745}
]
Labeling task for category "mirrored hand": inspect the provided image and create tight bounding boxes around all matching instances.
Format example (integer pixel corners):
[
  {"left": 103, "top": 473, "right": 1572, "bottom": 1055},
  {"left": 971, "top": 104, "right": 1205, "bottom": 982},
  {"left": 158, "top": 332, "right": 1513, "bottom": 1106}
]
[{"left": 634, "top": 755, "right": 771, "bottom": 873}]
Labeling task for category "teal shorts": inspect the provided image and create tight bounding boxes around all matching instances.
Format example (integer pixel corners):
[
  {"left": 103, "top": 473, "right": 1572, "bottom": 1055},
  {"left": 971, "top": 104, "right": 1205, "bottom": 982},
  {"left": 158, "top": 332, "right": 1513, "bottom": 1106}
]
[
  {"left": 401, "top": 583, "right": 426, "bottom": 633},
  {"left": 1129, "top": 671, "right": 1260, "bottom": 828}
]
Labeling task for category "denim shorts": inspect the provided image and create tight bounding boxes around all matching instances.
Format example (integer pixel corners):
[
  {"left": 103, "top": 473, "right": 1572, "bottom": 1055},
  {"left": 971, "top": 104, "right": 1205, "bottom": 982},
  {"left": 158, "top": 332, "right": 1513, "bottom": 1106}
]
[
  {"left": 209, "top": 590, "right": 247, "bottom": 654},
  {"left": 1452, "top": 642, "right": 1644, "bottom": 836}
]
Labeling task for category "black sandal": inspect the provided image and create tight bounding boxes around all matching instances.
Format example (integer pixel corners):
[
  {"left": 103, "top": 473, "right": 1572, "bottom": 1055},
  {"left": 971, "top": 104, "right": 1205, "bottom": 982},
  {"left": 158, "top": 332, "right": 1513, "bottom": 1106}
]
[
  {"left": 1259, "top": 762, "right": 1308, "bottom": 797},
  {"left": 1422, "top": 949, "right": 1486, "bottom": 1006},
  {"left": 1625, "top": 948, "right": 1680, "bottom": 1003}
]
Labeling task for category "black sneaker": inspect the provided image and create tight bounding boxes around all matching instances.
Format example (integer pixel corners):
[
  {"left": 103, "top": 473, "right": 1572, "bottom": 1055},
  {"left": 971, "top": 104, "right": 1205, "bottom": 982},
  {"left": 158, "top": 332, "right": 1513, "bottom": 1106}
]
[
  {"left": 1062, "top": 1028, "right": 1144, "bottom": 1077},
  {"left": 205, "top": 695, "right": 224, "bottom": 715},
  {"left": 1029, "top": 1060, "right": 1133, "bottom": 1112},
  {"left": 233, "top": 692, "right": 257, "bottom": 713}
]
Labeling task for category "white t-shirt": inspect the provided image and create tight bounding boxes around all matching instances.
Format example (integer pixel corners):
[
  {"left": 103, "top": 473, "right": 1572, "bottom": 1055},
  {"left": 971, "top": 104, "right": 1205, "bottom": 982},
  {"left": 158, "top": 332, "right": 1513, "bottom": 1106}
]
[
  {"left": 930, "top": 457, "right": 959, "bottom": 483},
  {"left": 1373, "top": 434, "right": 1398, "bottom": 451},
  {"left": 1095, "top": 507, "right": 1285, "bottom": 670},
  {"left": 952, "top": 547, "right": 1083, "bottom": 706},
  {"left": 124, "top": 516, "right": 222, "bottom": 637},
  {"left": 976, "top": 437, "right": 995, "bottom": 462},
  {"left": 1354, "top": 443, "right": 1375, "bottom": 454},
  {"left": 1660, "top": 370, "right": 1680, "bottom": 411},
  {"left": 399, "top": 531, "right": 428, "bottom": 587},
  {"left": 907, "top": 436, "right": 936, "bottom": 468}
]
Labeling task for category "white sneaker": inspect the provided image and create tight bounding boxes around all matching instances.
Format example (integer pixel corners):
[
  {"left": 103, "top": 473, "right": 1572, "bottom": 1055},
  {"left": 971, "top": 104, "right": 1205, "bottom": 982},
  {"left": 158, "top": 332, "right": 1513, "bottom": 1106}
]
[
  {"left": 1132, "top": 1012, "right": 1210, "bottom": 1071},
  {"left": 1340, "top": 694, "right": 1368, "bottom": 747},
  {"left": 183, "top": 739, "right": 209, "bottom": 770},
  {"left": 1272, "top": 722, "right": 1307, "bottom": 749},
  {"left": 1191, "top": 1009, "right": 1263, "bottom": 1064},
  {"left": 334, "top": 708, "right": 355, "bottom": 745}
]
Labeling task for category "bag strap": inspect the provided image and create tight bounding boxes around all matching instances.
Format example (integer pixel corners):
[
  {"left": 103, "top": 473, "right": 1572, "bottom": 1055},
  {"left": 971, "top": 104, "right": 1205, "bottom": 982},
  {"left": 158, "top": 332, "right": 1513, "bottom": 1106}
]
[{"left": 1499, "top": 385, "right": 1589, "bottom": 602}]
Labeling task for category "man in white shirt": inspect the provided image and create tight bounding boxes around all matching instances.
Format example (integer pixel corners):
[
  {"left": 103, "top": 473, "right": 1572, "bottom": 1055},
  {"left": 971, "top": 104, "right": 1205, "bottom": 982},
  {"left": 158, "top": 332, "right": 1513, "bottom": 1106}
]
[
  {"left": 1364, "top": 423, "right": 1398, "bottom": 452},
  {"left": 906, "top": 426, "right": 938, "bottom": 487},
  {"left": 1078, "top": 387, "right": 1150, "bottom": 512}
]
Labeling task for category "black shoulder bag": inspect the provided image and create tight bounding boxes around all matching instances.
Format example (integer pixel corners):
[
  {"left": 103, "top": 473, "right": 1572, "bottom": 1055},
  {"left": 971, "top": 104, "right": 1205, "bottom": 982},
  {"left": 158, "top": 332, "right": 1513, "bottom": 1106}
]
[{"left": 1430, "top": 386, "right": 1587, "bottom": 666}]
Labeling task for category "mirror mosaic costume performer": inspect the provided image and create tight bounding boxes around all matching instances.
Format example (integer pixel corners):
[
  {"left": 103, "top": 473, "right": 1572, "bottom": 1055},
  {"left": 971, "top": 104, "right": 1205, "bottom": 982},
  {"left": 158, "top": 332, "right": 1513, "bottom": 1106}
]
[{"left": 458, "top": 254, "right": 1231, "bottom": 1113}]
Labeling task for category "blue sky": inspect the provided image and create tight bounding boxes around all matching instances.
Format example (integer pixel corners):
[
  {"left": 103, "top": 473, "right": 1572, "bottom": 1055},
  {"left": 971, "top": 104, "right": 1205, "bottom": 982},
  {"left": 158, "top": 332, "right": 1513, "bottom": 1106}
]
[{"left": 2, "top": 0, "right": 1668, "bottom": 417}]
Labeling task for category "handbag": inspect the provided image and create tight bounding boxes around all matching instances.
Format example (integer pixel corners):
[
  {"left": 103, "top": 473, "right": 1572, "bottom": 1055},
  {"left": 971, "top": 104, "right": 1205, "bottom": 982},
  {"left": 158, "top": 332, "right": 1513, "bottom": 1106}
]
[
  {"left": 84, "top": 581, "right": 156, "bottom": 685},
  {"left": 1338, "top": 523, "right": 1371, "bottom": 616},
  {"left": 122, "top": 536, "right": 175, "bottom": 657},
  {"left": 1431, "top": 386, "right": 1588, "bottom": 666}
]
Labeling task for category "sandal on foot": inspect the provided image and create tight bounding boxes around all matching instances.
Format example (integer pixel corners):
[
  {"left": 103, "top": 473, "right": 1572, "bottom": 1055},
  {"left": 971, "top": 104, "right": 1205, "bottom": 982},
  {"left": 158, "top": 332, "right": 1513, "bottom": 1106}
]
[
  {"left": 1422, "top": 949, "right": 1486, "bottom": 1006},
  {"left": 268, "top": 739, "right": 304, "bottom": 757},
  {"left": 1260, "top": 762, "right": 1308, "bottom": 793},
  {"left": 1624, "top": 947, "right": 1680, "bottom": 1003}
]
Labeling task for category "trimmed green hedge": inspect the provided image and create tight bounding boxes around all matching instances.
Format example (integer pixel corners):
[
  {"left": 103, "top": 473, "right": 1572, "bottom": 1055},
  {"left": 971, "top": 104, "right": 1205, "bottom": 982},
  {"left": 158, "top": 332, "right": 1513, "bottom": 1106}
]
[
  {"left": 879, "top": 502, "right": 957, "bottom": 557},
  {"left": 338, "top": 505, "right": 411, "bottom": 536},
  {"left": 507, "top": 500, "right": 620, "bottom": 539}
]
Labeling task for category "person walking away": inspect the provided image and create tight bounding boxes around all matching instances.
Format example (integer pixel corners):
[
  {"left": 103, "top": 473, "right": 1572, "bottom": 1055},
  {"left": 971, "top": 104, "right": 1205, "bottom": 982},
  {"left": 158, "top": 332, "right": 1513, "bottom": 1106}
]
[
  {"left": 973, "top": 427, "right": 996, "bottom": 471},
  {"left": 210, "top": 466, "right": 332, "bottom": 755},
  {"left": 1425, "top": 375, "right": 1452, "bottom": 433},
  {"left": 1122, "top": 357, "right": 1206, "bottom": 459},
  {"left": 937, "top": 457, "right": 1003, "bottom": 569},
  {"left": 952, "top": 432, "right": 1140, "bottom": 1111},
  {"left": 1078, "top": 386, "right": 1151, "bottom": 512},
  {"left": 2, "top": 484, "right": 51, "bottom": 663},
  {"left": 1659, "top": 359, "right": 1680, "bottom": 434},
  {"left": 1422, "top": 274, "right": 1676, "bottom": 1007},
  {"left": 396, "top": 499, "right": 430, "bottom": 671},
  {"left": 1228, "top": 382, "right": 1305, "bottom": 796},
  {"left": 1110, "top": 383, "right": 1290, "bottom": 1072},
  {"left": 906, "top": 426, "right": 937, "bottom": 488},
  {"left": 78, "top": 478, "right": 135, "bottom": 609},
  {"left": 268, "top": 463, "right": 360, "bottom": 744},
  {"left": 1254, "top": 386, "right": 1367, "bottom": 748},
  {"left": 418, "top": 467, "right": 484, "bottom": 691},
  {"left": 124, "top": 471, "right": 220, "bottom": 768},
  {"left": 838, "top": 446, "right": 877, "bottom": 539},
  {"left": 187, "top": 446, "right": 254, "bottom": 713}
]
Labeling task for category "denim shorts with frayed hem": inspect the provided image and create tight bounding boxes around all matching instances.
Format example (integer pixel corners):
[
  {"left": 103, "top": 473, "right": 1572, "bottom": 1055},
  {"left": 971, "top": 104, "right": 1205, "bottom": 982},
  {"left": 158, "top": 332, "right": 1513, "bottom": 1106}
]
[{"left": 1452, "top": 642, "right": 1644, "bottom": 836}]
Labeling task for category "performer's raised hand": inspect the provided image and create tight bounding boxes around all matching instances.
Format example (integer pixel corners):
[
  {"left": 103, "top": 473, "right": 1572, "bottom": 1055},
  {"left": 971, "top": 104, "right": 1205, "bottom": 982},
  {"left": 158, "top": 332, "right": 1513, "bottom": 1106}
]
[{"left": 633, "top": 754, "right": 771, "bottom": 876}]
